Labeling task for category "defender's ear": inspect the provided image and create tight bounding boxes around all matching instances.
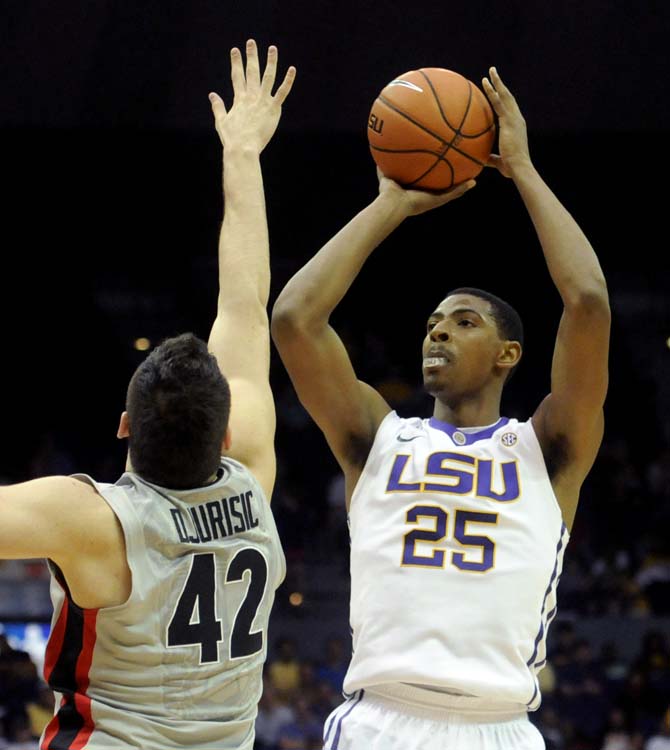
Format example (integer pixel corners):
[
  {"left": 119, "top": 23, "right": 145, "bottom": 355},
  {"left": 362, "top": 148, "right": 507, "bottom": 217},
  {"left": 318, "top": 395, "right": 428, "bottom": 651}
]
[
  {"left": 117, "top": 411, "right": 130, "bottom": 439},
  {"left": 222, "top": 426, "right": 232, "bottom": 451}
]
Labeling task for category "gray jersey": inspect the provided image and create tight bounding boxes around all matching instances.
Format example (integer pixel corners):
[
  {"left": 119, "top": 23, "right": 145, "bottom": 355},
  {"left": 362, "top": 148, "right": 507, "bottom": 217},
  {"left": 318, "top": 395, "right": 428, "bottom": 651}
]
[{"left": 41, "top": 457, "right": 285, "bottom": 749}]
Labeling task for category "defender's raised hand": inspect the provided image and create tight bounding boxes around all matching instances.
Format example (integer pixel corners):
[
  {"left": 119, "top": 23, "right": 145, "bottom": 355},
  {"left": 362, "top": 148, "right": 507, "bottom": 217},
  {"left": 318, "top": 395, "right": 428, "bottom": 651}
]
[
  {"left": 209, "top": 39, "right": 296, "bottom": 153},
  {"left": 482, "top": 67, "right": 532, "bottom": 178}
]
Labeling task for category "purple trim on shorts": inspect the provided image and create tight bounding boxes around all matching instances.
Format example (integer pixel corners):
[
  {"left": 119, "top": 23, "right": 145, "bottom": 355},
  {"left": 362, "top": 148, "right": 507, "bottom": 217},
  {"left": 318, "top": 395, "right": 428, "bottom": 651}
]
[
  {"left": 328, "top": 690, "right": 364, "bottom": 750},
  {"left": 323, "top": 701, "right": 344, "bottom": 745},
  {"left": 428, "top": 417, "right": 510, "bottom": 445},
  {"left": 324, "top": 692, "right": 356, "bottom": 746}
]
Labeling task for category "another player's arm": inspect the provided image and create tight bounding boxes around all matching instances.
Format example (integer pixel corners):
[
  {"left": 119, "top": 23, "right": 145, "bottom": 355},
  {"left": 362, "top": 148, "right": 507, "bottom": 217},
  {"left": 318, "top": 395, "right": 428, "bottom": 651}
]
[
  {"left": 483, "top": 68, "right": 610, "bottom": 529},
  {"left": 207, "top": 41, "right": 295, "bottom": 501},
  {"left": 271, "top": 174, "right": 474, "bottom": 493}
]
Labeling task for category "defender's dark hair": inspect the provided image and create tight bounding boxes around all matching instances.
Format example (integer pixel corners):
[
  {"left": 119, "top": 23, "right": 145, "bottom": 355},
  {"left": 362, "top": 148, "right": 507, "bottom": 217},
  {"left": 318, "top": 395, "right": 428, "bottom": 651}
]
[
  {"left": 126, "top": 333, "right": 231, "bottom": 489},
  {"left": 447, "top": 287, "right": 524, "bottom": 381}
]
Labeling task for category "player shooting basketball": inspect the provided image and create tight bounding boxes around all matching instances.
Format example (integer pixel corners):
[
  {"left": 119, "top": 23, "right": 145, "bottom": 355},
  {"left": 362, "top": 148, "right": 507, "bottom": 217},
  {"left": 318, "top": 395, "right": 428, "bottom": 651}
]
[{"left": 271, "top": 67, "right": 610, "bottom": 750}]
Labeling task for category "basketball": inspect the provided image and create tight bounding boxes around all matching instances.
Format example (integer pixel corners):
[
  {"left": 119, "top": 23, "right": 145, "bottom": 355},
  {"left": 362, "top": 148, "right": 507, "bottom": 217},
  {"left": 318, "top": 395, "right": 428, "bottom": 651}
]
[{"left": 367, "top": 68, "right": 496, "bottom": 191}]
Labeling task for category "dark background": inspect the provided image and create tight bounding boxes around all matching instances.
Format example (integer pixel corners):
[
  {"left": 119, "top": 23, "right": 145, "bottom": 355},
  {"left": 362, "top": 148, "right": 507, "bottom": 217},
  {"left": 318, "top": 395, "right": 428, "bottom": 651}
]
[
  {"left": 1, "top": 0, "right": 669, "bottom": 482},
  {"left": 1, "top": 4, "right": 670, "bottom": 747}
]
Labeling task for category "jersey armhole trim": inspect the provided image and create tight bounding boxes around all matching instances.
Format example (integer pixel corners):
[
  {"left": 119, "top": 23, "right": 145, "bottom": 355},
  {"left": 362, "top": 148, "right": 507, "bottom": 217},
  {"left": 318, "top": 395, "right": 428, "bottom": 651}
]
[
  {"left": 71, "top": 473, "right": 142, "bottom": 611},
  {"left": 348, "top": 410, "right": 401, "bottom": 515},
  {"left": 526, "top": 418, "right": 570, "bottom": 535}
]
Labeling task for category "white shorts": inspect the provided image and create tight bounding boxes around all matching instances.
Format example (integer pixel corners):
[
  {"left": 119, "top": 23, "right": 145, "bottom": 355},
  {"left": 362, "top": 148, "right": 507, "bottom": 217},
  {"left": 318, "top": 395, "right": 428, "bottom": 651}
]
[{"left": 322, "top": 690, "right": 545, "bottom": 750}]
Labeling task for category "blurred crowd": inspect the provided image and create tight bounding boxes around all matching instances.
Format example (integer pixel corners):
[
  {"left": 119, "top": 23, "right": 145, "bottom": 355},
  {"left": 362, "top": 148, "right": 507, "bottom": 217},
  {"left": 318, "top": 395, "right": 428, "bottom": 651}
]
[
  {"left": 1, "top": 627, "right": 668, "bottom": 750},
  {"left": 0, "top": 634, "right": 54, "bottom": 749}
]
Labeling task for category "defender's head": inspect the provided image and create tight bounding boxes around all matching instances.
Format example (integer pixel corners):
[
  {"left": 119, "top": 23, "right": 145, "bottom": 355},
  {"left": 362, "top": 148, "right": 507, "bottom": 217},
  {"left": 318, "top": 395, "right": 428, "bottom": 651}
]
[
  {"left": 120, "top": 333, "right": 231, "bottom": 489},
  {"left": 422, "top": 287, "right": 523, "bottom": 399}
]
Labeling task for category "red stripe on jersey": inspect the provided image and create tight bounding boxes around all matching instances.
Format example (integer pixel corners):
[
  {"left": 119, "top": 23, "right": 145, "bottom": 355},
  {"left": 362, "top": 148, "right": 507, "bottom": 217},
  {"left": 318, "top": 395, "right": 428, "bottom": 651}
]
[
  {"left": 70, "top": 609, "right": 99, "bottom": 749},
  {"left": 43, "top": 598, "right": 69, "bottom": 683},
  {"left": 75, "top": 609, "right": 98, "bottom": 690},
  {"left": 40, "top": 696, "right": 65, "bottom": 750}
]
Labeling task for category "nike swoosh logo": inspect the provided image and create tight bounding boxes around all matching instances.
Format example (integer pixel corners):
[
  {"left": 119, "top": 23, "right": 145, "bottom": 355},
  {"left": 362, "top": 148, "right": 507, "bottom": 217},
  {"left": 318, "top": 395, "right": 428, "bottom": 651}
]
[
  {"left": 397, "top": 435, "right": 421, "bottom": 442},
  {"left": 388, "top": 79, "right": 424, "bottom": 93}
]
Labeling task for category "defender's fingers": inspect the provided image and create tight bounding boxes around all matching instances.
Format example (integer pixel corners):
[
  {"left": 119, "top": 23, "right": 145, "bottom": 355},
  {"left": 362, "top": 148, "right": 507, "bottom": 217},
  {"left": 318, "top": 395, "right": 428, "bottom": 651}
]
[
  {"left": 273, "top": 65, "right": 296, "bottom": 105},
  {"left": 230, "top": 47, "right": 245, "bottom": 95},
  {"left": 208, "top": 92, "right": 227, "bottom": 119},
  {"left": 261, "top": 45, "right": 278, "bottom": 94},
  {"left": 245, "top": 38, "right": 261, "bottom": 90}
]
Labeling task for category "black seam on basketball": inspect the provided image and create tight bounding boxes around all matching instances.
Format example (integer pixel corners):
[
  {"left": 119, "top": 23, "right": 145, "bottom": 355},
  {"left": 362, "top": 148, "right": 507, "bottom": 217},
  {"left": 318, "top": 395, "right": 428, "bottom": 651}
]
[
  {"left": 405, "top": 138, "right": 458, "bottom": 187},
  {"left": 378, "top": 94, "right": 448, "bottom": 145},
  {"left": 370, "top": 146, "right": 444, "bottom": 155},
  {"left": 370, "top": 141, "right": 486, "bottom": 168},
  {"left": 443, "top": 121, "right": 495, "bottom": 139},
  {"left": 420, "top": 70, "right": 462, "bottom": 133},
  {"left": 405, "top": 152, "right": 454, "bottom": 188},
  {"left": 459, "top": 82, "right": 473, "bottom": 133},
  {"left": 418, "top": 71, "right": 493, "bottom": 138},
  {"left": 457, "top": 84, "right": 496, "bottom": 138}
]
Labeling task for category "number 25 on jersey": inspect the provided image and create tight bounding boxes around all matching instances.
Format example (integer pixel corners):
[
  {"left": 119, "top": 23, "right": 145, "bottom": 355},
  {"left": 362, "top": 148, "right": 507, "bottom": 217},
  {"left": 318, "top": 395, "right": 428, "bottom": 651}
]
[{"left": 402, "top": 506, "right": 498, "bottom": 573}]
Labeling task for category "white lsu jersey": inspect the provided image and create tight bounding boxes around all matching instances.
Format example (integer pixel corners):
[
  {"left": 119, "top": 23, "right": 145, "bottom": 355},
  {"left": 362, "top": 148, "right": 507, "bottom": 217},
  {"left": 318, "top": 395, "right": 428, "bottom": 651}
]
[
  {"left": 344, "top": 411, "right": 568, "bottom": 713},
  {"left": 42, "top": 457, "right": 285, "bottom": 750}
]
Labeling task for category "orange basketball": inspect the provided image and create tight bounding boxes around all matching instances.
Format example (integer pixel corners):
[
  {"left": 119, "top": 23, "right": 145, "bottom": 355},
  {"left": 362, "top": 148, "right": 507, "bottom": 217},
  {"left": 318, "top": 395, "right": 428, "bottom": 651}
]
[{"left": 367, "top": 68, "right": 496, "bottom": 190}]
